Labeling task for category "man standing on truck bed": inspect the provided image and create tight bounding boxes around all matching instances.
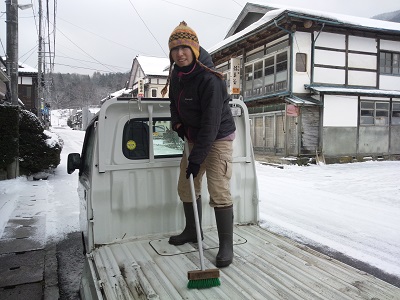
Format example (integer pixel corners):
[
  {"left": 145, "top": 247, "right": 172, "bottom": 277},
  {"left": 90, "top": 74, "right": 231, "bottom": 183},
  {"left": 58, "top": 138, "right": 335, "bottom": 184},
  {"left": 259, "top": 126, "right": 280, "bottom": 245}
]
[{"left": 161, "top": 21, "right": 236, "bottom": 268}]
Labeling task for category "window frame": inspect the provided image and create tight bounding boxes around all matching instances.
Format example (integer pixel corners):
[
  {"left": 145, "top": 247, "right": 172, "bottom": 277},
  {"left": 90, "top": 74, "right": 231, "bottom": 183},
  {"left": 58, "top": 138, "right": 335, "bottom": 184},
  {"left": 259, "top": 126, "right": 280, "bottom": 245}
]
[
  {"left": 244, "top": 49, "right": 289, "bottom": 97},
  {"left": 392, "top": 102, "right": 400, "bottom": 125},
  {"left": 122, "top": 117, "right": 183, "bottom": 160},
  {"left": 360, "top": 101, "right": 390, "bottom": 126},
  {"left": 296, "top": 53, "right": 307, "bottom": 72},
  {"left": 80, "top": 121, "right": 96, "bottom": 176},
  {"left": 379, "top": 51, "right": 400, "bottom": 76}
]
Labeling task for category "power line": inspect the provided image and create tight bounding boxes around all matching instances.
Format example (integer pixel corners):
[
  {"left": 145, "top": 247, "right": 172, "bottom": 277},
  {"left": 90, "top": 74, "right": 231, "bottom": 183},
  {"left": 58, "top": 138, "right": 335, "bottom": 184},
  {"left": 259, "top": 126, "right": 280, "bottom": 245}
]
[
  {"left": 20, "top": 43, "right": 38, "bottom": 63},
  {"left": 54, "top": 54, "right": 127, "bottom": 70},
  {"left": 127, "top": 0, "right": 168, "bottom": 57},
  {"left": 52, "top": 62, "right": 128, "bottom": 73},
  {"left": 55, "top": 16, "right": 146, "bottom": 54},
  {"left": 49, "top": 20, "right": 116, "bottom": 72},
  {"left": 160, "top": 0, "right": 236, "bottom": 20},
  {"left": 230, "top": 0, "right": 243, "bottom": 7},
  {"left": 0, "top": 37, "right": 6, "bottom": 56}
]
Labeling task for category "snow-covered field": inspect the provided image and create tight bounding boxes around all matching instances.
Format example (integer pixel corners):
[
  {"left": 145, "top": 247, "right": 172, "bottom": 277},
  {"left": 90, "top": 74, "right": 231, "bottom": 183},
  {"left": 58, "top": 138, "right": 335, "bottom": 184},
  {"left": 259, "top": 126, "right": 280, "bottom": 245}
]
[{"left": 257, "top": 160, "right": 400, "bottom": 279}]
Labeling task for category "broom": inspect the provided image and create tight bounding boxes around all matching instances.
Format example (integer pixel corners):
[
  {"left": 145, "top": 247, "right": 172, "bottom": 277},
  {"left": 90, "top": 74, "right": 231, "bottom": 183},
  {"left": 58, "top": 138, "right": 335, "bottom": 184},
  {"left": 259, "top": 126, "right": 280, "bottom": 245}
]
[{"left": 184, "top": 139, "right": 220, "bottom": 289}]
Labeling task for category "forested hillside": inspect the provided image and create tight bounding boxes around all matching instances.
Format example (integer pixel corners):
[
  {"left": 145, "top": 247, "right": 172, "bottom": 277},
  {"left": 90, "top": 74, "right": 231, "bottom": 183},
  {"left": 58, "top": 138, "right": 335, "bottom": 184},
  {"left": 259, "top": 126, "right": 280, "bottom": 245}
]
[
  {"left": 49, "top": 72, "right": 130, "bottom": 109},
  {"left": 373, "top": 10, "right": 400, "bottom": 23}
]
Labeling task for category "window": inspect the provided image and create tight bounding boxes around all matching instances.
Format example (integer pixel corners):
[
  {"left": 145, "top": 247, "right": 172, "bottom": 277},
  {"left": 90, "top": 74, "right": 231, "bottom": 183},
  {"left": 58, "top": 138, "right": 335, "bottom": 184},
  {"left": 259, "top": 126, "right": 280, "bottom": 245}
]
[
  {"left": 266, "top": 40, "right": 289, "bottom": 55},
  {"left": 276, "top": 52, "right": 288, "bottom": 91},
  {"left": 244, "top": 48, "right": 289, "bottom": 97},
  {"left": 392, "top": 102, "right": 400, "bottom": 125},
  {"left": 264, "top": 56, "right": 274, "bottom": 93},
  {"left": 122, "top": 119, "right": 183, "bottom": 160},
  {"left": 253, "top": 61, "right": 263, "bottom": 95},
  {"left": 360, "top": 101, "right": 389, "bottom": 126},
  {"left": 151, "top": 88, "right": 157, "bottom": 97},
  {"left": 380, "top": 51, "right": 400, "bottom": 75},
  {"left": 245, "top": 49, "right": 264, "bottom": 63},
  {"left": 80, "top": 122, "right": 96, "bottom": 176},
  {"left": 296, "top": 53, "right": 307, "bottom": 72},
  {"left": 244, "top": 64, "right": 253, "bottom": 97}
]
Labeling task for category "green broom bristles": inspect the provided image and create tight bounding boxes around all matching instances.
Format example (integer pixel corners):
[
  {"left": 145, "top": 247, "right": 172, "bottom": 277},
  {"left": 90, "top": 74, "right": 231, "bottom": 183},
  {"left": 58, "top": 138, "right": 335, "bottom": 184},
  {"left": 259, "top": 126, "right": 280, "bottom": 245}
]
[
  {"left": 187, "top": 269, "right": 221, "bottom": 289},
  {"left": 187, "top": 277, "right": 221, "bottom": 289}
]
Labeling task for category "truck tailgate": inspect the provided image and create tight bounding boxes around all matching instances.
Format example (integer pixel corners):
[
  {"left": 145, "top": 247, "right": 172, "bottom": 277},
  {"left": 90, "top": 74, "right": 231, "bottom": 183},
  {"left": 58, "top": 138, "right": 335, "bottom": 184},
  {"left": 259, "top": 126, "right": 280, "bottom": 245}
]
[{"left": 87, "top": 225, "right": 399, "bottom": 299}]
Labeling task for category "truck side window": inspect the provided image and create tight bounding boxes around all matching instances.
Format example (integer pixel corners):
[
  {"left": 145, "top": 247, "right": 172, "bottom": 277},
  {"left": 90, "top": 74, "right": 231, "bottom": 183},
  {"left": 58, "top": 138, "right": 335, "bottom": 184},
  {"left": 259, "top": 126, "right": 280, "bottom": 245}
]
[
  {"left": 122, "top": 120, "right": 150, "bottom": 159},
  {"left": 81, "top": 123, "right": 96, "bottom": 176},
  {"left": 152, "top": 120, "right": 183, "bottom": 158},
  {"left": 122, "top": 119, "right": 183, "bottom": 160}
]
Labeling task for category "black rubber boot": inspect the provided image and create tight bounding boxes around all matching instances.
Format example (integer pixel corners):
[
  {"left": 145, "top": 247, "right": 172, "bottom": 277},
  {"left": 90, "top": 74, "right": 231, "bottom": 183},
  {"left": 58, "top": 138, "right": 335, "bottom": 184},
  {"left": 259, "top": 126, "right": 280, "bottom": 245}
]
[
  {"left": 215, "top": 205, "right": 234, "bottom": 268},
  {"left": 169, "top": 198, "right": 203, "bottom": 245}
]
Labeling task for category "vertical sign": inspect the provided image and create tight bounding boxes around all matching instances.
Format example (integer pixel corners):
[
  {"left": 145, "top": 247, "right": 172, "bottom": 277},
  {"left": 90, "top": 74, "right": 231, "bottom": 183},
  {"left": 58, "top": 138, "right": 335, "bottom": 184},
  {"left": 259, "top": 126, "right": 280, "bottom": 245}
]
[
  {"left": 137, "top": 78, "right": 144, "bottom": 98},
  {"left": 230, "top": 58, "right": 240, "bottom": 95}
]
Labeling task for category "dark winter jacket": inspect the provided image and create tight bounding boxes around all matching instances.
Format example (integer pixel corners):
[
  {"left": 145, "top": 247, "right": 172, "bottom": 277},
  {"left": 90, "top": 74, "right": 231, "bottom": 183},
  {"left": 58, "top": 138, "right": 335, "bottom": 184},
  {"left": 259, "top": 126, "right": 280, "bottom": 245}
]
[{"left": 169, "top": 47, "right": 236, "bottom": 165}]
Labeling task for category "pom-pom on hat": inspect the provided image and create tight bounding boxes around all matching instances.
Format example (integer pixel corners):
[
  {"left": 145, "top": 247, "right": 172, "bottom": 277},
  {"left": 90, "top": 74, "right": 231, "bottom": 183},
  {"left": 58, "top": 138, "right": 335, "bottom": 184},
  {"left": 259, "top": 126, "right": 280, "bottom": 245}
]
[{"left": 168, "top": 21, "right": 200, "bottom": 60}]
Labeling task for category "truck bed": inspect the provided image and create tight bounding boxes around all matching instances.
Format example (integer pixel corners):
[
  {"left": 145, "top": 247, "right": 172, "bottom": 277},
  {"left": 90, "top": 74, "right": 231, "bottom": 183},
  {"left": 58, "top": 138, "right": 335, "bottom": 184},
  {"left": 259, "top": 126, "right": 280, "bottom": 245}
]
[{"left": 82, "top": 225, "right": 399, "bottom": 299}]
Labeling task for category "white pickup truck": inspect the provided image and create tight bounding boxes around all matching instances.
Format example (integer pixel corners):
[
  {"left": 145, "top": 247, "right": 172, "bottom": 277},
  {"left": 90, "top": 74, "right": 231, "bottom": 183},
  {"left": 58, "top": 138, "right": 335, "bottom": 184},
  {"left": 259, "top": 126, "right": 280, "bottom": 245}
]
[{"left": 67, "top": 97, "right": 399, "bottom": 300}]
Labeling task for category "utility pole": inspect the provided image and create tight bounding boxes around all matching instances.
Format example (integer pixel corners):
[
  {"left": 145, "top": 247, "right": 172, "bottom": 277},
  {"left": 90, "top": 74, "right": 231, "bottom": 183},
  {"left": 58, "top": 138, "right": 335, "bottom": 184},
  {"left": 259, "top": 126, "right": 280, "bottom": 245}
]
[
  {"left": 37, "top": 0, "right": 43, "bottom": 120},
  {"left": 6, "top": 0, "right": 19, "bottom": 106},
  {"left": 5, "top": 0, "right": 19, "bottom": 178}
]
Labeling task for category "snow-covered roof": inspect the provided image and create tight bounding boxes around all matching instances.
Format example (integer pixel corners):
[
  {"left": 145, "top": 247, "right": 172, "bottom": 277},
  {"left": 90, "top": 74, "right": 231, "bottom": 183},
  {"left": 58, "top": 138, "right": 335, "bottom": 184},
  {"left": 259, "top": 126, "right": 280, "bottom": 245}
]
[
  {"left": 137, "top": 56, "right": 169, "bottom": 76},
  {"left": 18, "top": 61, "right": 37, "bottom": 74},
  {"left": 286, "top": 95, "right": 320, "bottom": 106},
  {"left": 1, "top": 57, "right": 37, "bottom": 74},
  {"left": 307, "top": 85, "right": 400, "bottom": 97},
  {"left": 209, "top": 4, "right": 400, "bottom": 54},
  {"left": 100, "top": 88, "right": 133, "bottom": 104}
]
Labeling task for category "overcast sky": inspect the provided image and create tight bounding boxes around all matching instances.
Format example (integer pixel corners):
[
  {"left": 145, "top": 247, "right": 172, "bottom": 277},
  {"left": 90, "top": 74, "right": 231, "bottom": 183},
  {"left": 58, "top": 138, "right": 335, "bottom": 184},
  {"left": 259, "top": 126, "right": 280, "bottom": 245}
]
[{"left": 0, "top": 0, "right": 399, "bottom": 75}]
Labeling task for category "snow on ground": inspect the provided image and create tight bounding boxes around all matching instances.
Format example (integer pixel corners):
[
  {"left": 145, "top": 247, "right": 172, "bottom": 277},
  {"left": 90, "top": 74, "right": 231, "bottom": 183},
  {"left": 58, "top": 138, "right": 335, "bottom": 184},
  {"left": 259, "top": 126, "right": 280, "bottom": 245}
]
[
  {"left": 257, "top": 161, "right": 400, "bottom": 278},
  {"left": 0, "top": 109, "right": 399, "bottom": 281}
]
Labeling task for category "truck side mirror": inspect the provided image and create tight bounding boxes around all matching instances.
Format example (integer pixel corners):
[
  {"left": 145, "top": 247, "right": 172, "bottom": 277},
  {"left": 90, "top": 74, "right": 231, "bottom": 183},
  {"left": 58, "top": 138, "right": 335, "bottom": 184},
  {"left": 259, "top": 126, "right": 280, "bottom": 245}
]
[{"left": 67, "top": 153, "right": 81, "bottom": 174}]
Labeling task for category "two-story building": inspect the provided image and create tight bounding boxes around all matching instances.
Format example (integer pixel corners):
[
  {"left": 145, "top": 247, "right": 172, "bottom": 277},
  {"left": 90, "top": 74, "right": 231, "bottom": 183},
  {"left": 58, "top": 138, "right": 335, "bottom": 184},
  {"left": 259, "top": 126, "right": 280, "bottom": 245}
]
[
  {"left": 209, "top": 3, "right": 400, "bottom": 161},
  {"left": 0, "top": 58, "right": 38, "bottom": 113},
  {"left": 127, "top": 55, "right": 170, "bottom": 98},
  {"left": 17, "top": 62, "right": 38, "bottom": 113}
]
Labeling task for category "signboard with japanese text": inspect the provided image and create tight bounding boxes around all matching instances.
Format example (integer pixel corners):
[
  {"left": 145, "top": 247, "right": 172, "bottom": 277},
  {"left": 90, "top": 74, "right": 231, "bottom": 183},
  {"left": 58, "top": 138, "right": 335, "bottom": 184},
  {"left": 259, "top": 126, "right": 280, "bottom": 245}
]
[
  {"left": 286, "top": 104, "right": 300, "bottom": 117},
  {"left": 138, "top": 78, "right": 144, "bottom": 97},
  {"left": 230, "top": 58, "right": 240, "bottom": 95}
]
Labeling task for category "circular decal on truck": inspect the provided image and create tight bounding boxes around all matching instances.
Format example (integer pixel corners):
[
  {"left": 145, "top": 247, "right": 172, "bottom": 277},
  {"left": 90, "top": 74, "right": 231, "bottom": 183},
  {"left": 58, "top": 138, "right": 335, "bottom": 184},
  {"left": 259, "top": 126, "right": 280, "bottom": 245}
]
[{"left": 126, "top": 140, "right": 136, "bottom": 150}]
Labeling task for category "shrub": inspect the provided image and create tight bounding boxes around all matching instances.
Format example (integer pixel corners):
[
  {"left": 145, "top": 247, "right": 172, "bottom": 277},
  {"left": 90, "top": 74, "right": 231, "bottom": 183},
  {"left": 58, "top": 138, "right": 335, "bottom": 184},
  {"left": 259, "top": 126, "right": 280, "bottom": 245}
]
[
  {"left": 0, "top": 106, "right": 19, "bottom": 170},
  {"left": 18, "top": 110, "right": 63, "bottom": 175}
]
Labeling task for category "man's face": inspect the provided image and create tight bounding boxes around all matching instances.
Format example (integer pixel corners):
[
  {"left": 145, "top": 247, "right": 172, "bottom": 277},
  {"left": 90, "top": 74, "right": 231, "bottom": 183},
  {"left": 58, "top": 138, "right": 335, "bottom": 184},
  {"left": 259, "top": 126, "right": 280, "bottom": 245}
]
[{"left": 171, "top": 46, "right": 194, "bottom": 68}]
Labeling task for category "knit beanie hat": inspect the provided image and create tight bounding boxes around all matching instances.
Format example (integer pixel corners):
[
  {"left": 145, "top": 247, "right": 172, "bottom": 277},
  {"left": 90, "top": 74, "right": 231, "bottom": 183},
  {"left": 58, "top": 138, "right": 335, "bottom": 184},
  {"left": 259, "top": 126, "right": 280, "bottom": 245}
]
[
  {"left": 168, "top": 21, "right": 200, "bottom": 61},
  {"left": 161, "top": 21, "right": 222, "bottom": 97}
]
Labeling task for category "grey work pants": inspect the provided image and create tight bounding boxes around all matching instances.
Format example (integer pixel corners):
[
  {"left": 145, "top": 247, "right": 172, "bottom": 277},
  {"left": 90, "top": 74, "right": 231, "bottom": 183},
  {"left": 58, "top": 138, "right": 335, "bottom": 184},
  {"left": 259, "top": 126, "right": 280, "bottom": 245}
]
[{"left": 177, "top": 140, "right": 233, "bottom": 208}]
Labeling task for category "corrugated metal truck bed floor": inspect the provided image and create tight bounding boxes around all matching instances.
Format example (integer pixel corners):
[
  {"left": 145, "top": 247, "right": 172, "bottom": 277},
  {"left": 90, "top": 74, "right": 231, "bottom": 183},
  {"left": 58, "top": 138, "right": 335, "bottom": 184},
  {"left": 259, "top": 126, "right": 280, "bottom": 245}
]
[{"left": 90, "top": 225, "right": 400, "bottom": 299}]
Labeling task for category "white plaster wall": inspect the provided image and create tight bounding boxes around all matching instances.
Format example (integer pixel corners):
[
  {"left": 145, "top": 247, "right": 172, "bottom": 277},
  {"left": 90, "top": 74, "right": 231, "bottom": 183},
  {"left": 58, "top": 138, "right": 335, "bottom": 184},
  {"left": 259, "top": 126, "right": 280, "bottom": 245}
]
[
  {"left": 348, "top": 36, "right": 377, "bottom": 53},
  {"left": 314, "top": 67, "right": 345, "bottom": 85},
  {"left": 292, "top": 31, "right": 312, "bottom": 93},
  {"left": 380, "top": 40, "right": 400, "bottom": 51},
  {"left": 315, "top": 32, "right": 345, "bottom": 49},
  {"left": 323, "top": 95, "right": 358, "bottom": 127},
  {"left": 348, "top": 70, "right": 376, "bottom": 87},
  {"left": 380, "top": 75, "right": 400, "bottom": 90},
  {"left": 315, "top": 49, "right": 345, "bottom": 66},
  {"left": 348, "top": 53, "right": 377, "bottom": 69}
]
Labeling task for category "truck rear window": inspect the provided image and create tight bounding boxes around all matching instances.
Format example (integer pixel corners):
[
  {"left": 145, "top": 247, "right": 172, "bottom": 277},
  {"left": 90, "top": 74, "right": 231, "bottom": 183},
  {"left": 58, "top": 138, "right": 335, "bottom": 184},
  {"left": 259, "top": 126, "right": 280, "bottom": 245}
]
[{"left": 122, "top": 119, "right": 183, "bottom": 159}]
